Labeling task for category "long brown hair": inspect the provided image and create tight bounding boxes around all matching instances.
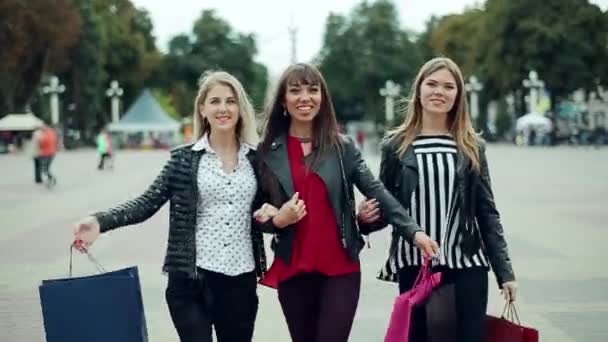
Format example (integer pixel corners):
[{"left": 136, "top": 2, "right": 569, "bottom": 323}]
[
  {"left": 258, "top": 63, "right": 341, "bottom": 204},
  {"left": 389, "top": 57, "right": 481, "bottom": 170}
]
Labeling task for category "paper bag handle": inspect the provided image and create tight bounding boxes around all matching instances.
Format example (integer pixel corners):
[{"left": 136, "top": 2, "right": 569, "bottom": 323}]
[
  {"left": 69, "top": 239, "right": 106, "bottom": 277},
  {"left": 501, "top": 301, "right": 521, "bottom": 325}
]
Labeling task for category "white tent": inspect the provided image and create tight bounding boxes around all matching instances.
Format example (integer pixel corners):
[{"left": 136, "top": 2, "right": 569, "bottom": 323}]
[
  {"left": 0, "top": 113, "right": 45, "bottom": 131},
  {"left": 516, "top": 112, "right": 552, "bottom": 132},
  {"left": 108, "top": 89, "right": 180, "bottom": 133}
]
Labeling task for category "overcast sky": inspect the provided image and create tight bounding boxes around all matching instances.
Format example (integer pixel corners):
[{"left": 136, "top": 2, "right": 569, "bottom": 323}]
[{"left": 131, "top": 0, "right": 608, "bottom": 76}]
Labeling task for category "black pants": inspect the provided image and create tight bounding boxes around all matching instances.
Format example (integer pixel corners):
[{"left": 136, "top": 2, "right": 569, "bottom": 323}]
[
  {"left": 39, "top": 156, "right": 55, "bottom": 182},
  {"left": 165, "top": 269, "right": 258, "bottom": 342},
  {"left": 34, "top": 157, "right": 42, "bottom": 183},
  {"left": 98, "top": 152, "right": 111, "bottom": 169},
  {"left": 277, "top": 272, "right": 361, "bottom": 342},
  {"left": 398, "top": 267, "right": 488, "bottom": 342}
]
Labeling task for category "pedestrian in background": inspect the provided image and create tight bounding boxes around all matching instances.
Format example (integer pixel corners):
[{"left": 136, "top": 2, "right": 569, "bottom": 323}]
[
  {"left": 38, "top": 125, "right": 58, "bottom": 186},
  {"left": 96, "top": 128, "right": 113, "bottom": 170},
  {"left": 30, "top": 127, "right": 43, "bottom": 184}
]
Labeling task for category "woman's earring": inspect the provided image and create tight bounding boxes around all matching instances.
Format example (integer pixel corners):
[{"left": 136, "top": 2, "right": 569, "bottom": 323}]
[{"left": 283, "top": 109, "right": 288, "bottom": 117}]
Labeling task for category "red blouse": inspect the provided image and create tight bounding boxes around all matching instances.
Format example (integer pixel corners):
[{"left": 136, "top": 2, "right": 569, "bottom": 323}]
[{"left": 260, "top": 136, "right": 360, "bottom": 289}]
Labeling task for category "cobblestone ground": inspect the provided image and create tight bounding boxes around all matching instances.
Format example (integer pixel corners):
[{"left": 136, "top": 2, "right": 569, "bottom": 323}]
[{"left": 1, "top": 145, "right": 607, "bottom": 341}]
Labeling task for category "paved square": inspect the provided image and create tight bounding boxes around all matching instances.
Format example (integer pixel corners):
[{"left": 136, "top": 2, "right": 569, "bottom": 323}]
[{"left": 1, "top": 145, "right": 606, "bottom": 341}]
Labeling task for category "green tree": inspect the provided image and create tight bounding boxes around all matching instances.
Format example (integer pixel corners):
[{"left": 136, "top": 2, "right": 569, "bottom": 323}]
[
  {"left": 191, "top": 10, "right": 268, "bottom": 110},
  {"left": 94, "top": 0, "right": 161, "bottom": 109},
  {"left": 152, "top": 10, "right": 268, "bottom": 116},
  {"left": 58, "top": 0, "right": 161, "bottom": 137},
  {"left": 318, "top": 0, "right": 422, "bottom": 124},
  {"left": 479, "top": 0, "right": 608, "bottom": 102},
  {"left": 427, "top": 10, "right": 485, "bottom": 77},
  {"left": 415, "top": 15, "right": 440, "bottom": 62},
  {"left": 415, "top": 0, "right": 608, "bottom": 136},
  {"left": 0, "top": 0, "right": 81, "bottom": 115},
  {"left": 600, "top": 9, "right": 608, "bottom": 86},
  {"left": 57, "top": 0, "right": 107, "bottom": 137},
  {"left": 316, "top": 13, "right": 364, "bottom": 121}
]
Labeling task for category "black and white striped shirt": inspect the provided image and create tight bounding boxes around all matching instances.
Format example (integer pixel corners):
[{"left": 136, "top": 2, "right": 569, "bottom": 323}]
[{"left": 379, "top": 136, "right": 488, "bottom": 281}]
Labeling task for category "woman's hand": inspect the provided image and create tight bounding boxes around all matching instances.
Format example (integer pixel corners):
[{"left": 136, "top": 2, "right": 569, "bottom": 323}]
[
  {"left": 272, "top": 192, "right": 307, "bottom": 229},
  {"left": 501, "top": 281, "right": 519, "bottom": 302},
  {"left": 253, "top": 203, "right": 279, "bottom": 223},
  {"left": 357, "top": 198, "right": 381, "bottom": 224},
  {"left": 413, "top": 231, "right": 440, "bottom": 258},
  {"left": 73, "top": 216, "right": 101, "bottom": 251}
]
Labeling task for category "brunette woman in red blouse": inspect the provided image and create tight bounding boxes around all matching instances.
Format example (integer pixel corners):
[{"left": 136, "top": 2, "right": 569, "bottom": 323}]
[{"left": 253, "top": 63, "right": 438, "bottom": 342}]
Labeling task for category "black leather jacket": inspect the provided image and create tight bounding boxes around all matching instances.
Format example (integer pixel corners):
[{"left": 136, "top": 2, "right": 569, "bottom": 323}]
[
  {"left": 257, "top": 134, "right": 421, "bottom": 265},
  {"left": 93, "top": 144, "right": 267, "bottom": 279},
  {"left": 364, "top": 136, "right": 515, "bottom": 286}
]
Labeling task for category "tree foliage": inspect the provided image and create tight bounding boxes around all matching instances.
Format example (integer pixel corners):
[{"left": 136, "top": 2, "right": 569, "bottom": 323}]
[
  {"left": 53, "top": 0, "right": 161, "bottom": 136},
  {"left": 317, "top": 0, "right": 422, "bottom": 124},
  {"left": 151, "top": 10, "right": 268, "bottom": 116},
  {"left": 0, "top": 0, "right": 81, "bottom": 114},
  {"left": 414, "top": 0, "right": 608, "bottom": 136},
  {"left": 478, "top": 0, "right": 608, "bottom": 100},
  {"left": 1, "top": 2, "right": 266, "bottom": 140},
  {"left": 427, "top": 10, "right": 485, "bottom": 77},
  {"left": 3, "top": 0, "right": 606, "bottom": 143}
]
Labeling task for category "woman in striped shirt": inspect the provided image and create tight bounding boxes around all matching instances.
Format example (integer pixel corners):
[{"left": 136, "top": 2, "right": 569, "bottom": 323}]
[{"left": 359, "top": 57, "right": 518, "bottom": 342}]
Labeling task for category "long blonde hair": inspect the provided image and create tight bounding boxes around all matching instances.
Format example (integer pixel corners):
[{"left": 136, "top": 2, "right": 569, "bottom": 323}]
[
  {"left": 389, "top": 57, "right": 481, "bottom": 170},
  {"left": 192, "top": 71, "right": 259, "bottom": 146}
]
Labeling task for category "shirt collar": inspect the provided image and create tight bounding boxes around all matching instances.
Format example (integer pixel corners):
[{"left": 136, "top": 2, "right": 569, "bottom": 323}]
[
  {"left": 191, "top": 134, "right": 255, "bottom": 156},
  {"left": 191, "top": 134, "right": 212, "bottom": 152}
]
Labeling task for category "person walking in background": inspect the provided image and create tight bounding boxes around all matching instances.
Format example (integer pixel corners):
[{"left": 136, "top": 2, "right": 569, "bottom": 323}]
[
  {"left": 96, "top": 129, "right": 113, "bottom": 170},
  {"left": 356, "top": 129, "right": 365, "bottom": 151},
  {"left": 38, "top": 125, "right": 58, "bottom": 187},
  {"left": 30, "top": 127, "right": 43, "bottom": 184},
  {"left": 358, "top": 57, "right": 518, "bottom": 342},
  {"left": 253, "top": 63, "right": 438, "bottom": 342},
  {"left": 72, "top": 71, "right": 268, "bottom": 342}
]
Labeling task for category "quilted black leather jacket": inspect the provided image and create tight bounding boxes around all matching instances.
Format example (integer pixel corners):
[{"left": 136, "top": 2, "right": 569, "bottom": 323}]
[{"left": 93, "top": 144, "right": 267, "bottom": 279}]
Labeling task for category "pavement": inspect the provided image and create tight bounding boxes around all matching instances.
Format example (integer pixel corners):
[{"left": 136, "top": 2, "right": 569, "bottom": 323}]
[{"left": 0, "top": 144, "right": 607, "bottom": 341}]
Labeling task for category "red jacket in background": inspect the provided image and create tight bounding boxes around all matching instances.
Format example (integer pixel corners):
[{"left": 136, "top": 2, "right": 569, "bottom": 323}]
[{"left": 39, "top": 128, "right": 58, "bottom": 157}]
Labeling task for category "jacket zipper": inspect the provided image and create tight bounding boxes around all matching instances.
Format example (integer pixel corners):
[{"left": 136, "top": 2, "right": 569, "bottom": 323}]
[{"left": 191, "top": 152, "right": 201, "bottom": 279}]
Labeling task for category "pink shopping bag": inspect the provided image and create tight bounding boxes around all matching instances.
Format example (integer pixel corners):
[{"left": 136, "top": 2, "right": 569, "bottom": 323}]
[{"left": 384, "top": 260, "right": 442, "bottom": 342}]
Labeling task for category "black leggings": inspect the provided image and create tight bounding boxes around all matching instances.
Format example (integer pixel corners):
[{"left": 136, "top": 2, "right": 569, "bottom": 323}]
[
  {"left": 278, "top": 272, "right": 361, "bottom": 342},
  {"left": 165, "top": 269, "right": 258, "bottom": 342},
  {"left": 98, "top": 153, "right": 112, "bottom": 169},
  {"left": 398, "top": 267, "right": 488, "bottom": 342}
]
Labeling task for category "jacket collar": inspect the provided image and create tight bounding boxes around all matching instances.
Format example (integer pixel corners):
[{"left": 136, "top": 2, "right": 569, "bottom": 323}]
[
  {"left": 264, "top": 133, "right": 295, "bottom": 197},
  {"left": 400, "top": 144, "right": 418, "bottom": 171},
  {"left": 263, "top": 133, "right": 340, "bottom": 198}
]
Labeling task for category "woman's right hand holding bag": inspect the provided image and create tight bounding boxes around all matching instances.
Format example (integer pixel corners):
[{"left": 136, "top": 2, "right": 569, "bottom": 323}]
[{"left": 72, "top": 216, "right": 101, "bottom": 251}]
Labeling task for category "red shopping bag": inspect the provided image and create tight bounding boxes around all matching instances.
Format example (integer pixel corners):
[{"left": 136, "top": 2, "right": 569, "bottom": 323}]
[
  {"left": 384, "top": 260, "right": 442, "bottom": 342},
  {"left": 486, "top": 302, "right": 539, "bottom": 342}
]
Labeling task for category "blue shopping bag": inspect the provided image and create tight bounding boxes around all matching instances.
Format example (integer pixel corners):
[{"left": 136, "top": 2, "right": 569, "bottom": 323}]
[{"left": 39, "top": 245, "right": 148, "bottom": 342}]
